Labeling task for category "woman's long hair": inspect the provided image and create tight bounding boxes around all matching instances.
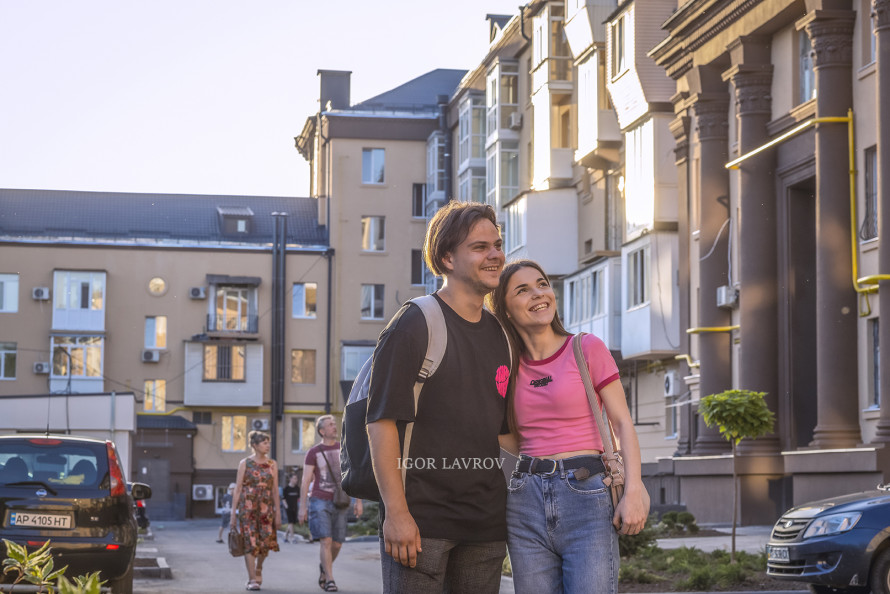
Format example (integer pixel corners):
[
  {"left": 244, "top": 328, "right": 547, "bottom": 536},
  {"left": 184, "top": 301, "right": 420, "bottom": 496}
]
[{"left": 486, "top": 259, "right": 571, "bottom": 434}]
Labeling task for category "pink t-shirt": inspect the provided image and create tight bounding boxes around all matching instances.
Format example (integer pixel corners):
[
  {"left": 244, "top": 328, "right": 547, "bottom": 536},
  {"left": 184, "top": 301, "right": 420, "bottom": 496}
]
[{"left": 515, "top": 333, "right": 620, "bottom": 457}]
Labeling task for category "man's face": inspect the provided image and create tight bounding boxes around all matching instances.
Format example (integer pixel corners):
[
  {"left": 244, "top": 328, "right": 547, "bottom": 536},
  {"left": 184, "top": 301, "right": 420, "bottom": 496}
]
[
  {"left": 441, "top": 219, "right": 505, "bottom": 296},
  {"left": 319, "top": 418, "right": 337, "bottom": 439}
]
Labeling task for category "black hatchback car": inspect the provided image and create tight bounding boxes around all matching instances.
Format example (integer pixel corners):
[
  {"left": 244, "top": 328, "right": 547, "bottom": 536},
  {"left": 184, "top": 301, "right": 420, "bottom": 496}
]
[
  {"left": 0, "top": 435, "right": 151, "bottom": 594},
  {"left": 766, "top": 483, "right": 890, "bottom": 594}
]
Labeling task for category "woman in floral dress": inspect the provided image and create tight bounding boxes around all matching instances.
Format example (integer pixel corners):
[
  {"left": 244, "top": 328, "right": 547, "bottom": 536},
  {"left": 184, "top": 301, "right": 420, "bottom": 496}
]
[{"left": 230, "top": 430, "right": 281, "bottom": 591}]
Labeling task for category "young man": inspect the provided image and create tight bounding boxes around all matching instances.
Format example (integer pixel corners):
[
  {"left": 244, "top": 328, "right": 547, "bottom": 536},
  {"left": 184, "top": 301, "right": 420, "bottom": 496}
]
[
  {"left": 367, "top": 201, "right": 511, "bottom": 593},
  {"left": 299, "top": 415, "right": 363, "bottom": 593}
]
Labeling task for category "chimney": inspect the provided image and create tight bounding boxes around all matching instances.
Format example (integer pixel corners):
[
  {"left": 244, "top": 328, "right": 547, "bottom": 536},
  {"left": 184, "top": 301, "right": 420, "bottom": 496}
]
[{"left": 317, "top": 70, "right": 351, "bottom": 111}]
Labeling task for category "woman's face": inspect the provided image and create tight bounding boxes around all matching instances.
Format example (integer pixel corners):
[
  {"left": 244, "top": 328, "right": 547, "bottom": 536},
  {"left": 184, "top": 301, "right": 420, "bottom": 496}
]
[
  {"left": 253, "top": 437, "right": 270, "bottom": 454},
  {"left": 504, "top": 265, "right": 556, "bottom": 332}
]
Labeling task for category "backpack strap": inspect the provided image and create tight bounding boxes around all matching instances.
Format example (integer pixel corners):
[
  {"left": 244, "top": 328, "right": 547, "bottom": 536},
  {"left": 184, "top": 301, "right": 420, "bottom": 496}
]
[{"left": 399, "top": 294, "right": 447, "bottom": 489}]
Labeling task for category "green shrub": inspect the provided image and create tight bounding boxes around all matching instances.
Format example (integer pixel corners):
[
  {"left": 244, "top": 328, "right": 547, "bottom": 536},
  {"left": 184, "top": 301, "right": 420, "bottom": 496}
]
[
  {"left": 618, "top": 513, "right": 659, "bottom": 558},
  {"left": 714, "top": 560, "right": 748, "bottom": 587},
  {"left": 661, "top": 511, "right": 679, "bottom": 529},
  {"left": 618, "top": 563, "right": 661, "bottom": 584},
  {"left": 675, "top": 565, "right": 714, "bottom": 591},
  {"left": 348, "top": 501, "right": 380, "bottom": 537}
]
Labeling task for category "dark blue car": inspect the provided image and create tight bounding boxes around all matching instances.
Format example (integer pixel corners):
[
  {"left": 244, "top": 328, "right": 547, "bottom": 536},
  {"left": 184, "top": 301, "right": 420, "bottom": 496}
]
[{"left": 766, "top": 483, "right": 890, "bottom": 594}]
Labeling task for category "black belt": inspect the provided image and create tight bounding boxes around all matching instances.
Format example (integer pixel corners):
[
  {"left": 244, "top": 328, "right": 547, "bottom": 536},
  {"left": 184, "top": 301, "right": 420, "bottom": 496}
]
[{"left": 515, "top": 455, "right": 605, "bottom": 478}]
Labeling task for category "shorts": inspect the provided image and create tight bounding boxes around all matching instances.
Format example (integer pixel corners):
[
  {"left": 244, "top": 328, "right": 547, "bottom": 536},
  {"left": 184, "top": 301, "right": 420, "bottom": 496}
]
[
  {"left": 308, "top": 496, "right": 347, "bottom": 543},
  {"left": 286, "top": 505, "right": 298, "bottom": 524},
  {"left": 220, "top": 511, "right": 232, "bottom": 528}
]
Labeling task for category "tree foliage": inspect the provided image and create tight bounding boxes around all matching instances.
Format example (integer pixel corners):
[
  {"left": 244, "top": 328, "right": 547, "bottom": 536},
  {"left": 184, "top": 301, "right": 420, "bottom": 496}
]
[{"left": 699, "top": 389, "right": 775, "bottom": 445}]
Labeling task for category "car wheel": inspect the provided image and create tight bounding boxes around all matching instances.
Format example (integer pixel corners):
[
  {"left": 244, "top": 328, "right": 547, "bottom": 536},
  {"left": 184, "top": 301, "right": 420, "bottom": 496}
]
[
  {"left": 107, "top": 562, "right": 134, "bottom": 594},
  {"left": 872, "top": 548, "right": 890, "bottom": 594}
]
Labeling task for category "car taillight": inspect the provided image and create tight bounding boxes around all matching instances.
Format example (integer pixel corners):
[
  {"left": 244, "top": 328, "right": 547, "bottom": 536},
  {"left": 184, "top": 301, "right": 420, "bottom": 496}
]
[
  {"left": 136, "top": 500, "right": 145, "bottom": 508},
  {"left": 105, "top": 441, "right": 126, "bottom": 497},
  {"left": 28, "top": 438, "right": 62, "bottom": 445},
  {"left": 105, "top": 544, "right": 120, "bottom": 550}
]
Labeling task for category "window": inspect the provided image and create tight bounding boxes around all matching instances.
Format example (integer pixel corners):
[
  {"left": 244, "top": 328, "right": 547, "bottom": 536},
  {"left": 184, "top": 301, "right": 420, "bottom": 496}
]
[
  {"left": 427, "top": 133, "right": 446, "bottom": 196},
  {"left": 411, "top": 250, "right": 425, "bottom": 285},
  {"left": 54, "top": 271, "right": 105, "bottom": 311},
  {"left": 361, "top": 216, "right": 385, "bottom": 251},
  {"left": 291, "top": 417, "right": 317, "bottom": 452},
  {"left": 291, "top": 349, "right": 316, "bottom": 384},
  {"left": 144, "top": 316, "right": 167, "bottom": 349},
  {"left": 549, "top": 10, "right": 571, "bottom": 81},
  {"left": 362, "top": 148, "right": 385, "bottom": 184},
  {"left": 871, "top": 318, "right": 881, "bottom": 408},
  {"left": 0, "top": 274, "right": 19, "bottom": 313},
  {"left": 666, "top": 394, "right": 679, "bottom": 438},
  {"left": 341, "top": 345, "right": 374, "bottom": 381},
  {"left": 486, "top": 147, "right": 497, "bottom": 208},
  {"left": 203, "top": 344, "right": 246, "bottom": 381},
  {"left": 505, "top": 197, "right": 527, "bottom": 253},
  {"left": 144, "top": 379, "right": 166, "bottom": 412},
  {"left": 861, "top": 146, "right": 878, "bottom": 240},
  {"left": 360, "top": 284, "right": 384, "bottom": 320},
  {"left": 193, "top": 411, "right": 212, "bottom": 425},
  {"left": 592, "top": 269, "right": 604, "bottom": 316},
  {"left": 798, "top": 29, "right": 815, "bottom": 104},
  {"left": 214, "top": 286, "right": 255, "bottom": 332},
  {"left": 292, "top": 282, "right": 318, "bottom": 318},
  {"left": 612, "top": 14, "right": 627, "bottom": 76},
  {"left": 222, "top": 415, "right": 247, "bottom": 452},
  {"left": 458, "top": 96, "right": 486, "bottom": 166},
  {"left": 500, "top": 144, "right": 519, "bottom": 203},
  {"left": 584, "top": 239, "right": 593, "bottom": 254},
  {"left": 0, "top": 342, "right": 15, "bottom": 380},
  {"left": 412, "top": 184, "right": 426, "bottom": 218},
  {"left": 627, "top": 247, "right": 649, "bottom": 308},
  {"left": 52, "top": 336, "right": 103, "bottom": 378}
]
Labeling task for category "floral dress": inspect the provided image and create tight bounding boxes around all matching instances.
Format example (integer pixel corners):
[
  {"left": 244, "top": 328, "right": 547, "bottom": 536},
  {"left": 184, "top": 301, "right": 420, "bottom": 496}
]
[{"left": 237, "top": 458, "right": 280, "bottom": 556}]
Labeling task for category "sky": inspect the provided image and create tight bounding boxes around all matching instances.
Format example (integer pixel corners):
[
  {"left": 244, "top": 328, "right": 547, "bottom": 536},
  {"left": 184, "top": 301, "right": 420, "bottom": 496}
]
[{"left": 0, "top": 1, "right": 524, "bottom": 199}]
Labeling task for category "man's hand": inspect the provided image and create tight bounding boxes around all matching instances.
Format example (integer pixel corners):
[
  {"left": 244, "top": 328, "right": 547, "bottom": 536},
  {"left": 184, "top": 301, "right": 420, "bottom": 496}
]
[
  {"left": 298, "top": 507, "right": 307, "bottom": 525},
  {"left": 353, "top": 499, "right": 363, "bottom": 518},
  {"left": 382, "top": 509, "right": 422, "bottom": 568}
]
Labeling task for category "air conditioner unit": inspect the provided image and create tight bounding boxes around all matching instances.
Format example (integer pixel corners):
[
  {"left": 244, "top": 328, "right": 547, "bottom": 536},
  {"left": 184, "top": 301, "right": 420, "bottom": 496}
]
[
  {"left": 142, "top": 349, "right": 160, "bottom": 363},
  {"left": 251, "top": 418, "right": 270, "bottom": 432},
  {"left": 508, "top": 111, "right": 523, "bottom": 130},
  {"left": 33, "top": 362, "right": 51, "bottom": 374},
  {"left": 716, "top": 285, "right": 739, "bottom": 309},
  {"left": 31, "top": 287, "right": 50, "bottom": 301},
  {"left": 664, "top": 371, "right": 681, "bottom": 398},
  {"left": 191, "top": 484, "right": 214, "bottom": 501},
  {"left": 189, "top": 287, "right": 206, "bottom": 299}
]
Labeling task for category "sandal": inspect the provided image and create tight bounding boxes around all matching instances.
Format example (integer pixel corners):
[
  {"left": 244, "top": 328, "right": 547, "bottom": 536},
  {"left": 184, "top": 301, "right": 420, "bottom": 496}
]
[
  {"left": 318, "top": 563, "right": 325, "bottom": 588},
  {"left": 322, "top": 581, "right": 338, "bottom": 592},
  {"left": 246, "top": 580, "right": 261, "bottom": 591}
]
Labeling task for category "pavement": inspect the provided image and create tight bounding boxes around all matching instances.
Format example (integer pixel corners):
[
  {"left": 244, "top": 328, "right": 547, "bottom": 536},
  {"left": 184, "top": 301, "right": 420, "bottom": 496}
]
[{"left": 130, "top": 520, "right": 807, "bottom": 594}]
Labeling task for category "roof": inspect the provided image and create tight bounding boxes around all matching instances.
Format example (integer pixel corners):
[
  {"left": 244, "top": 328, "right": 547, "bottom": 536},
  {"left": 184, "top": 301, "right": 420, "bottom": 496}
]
[
  {"left": 348, "top": 69, "right": 466, "bottom": 112},
  {"left": 0, "top": 189, "right": 328, "bottom": 249},
  {"left": 137, "top": 415, "right": 198, "bottom": 431}
]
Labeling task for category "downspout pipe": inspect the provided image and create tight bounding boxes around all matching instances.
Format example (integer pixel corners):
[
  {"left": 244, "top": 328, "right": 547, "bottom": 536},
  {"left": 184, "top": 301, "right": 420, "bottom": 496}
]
[
  {"left": 438, "top": 96, "right": 452, "bottom": 200},
  {"left": 325, "top": 247, "right": 334, "bottom": 414},
  {"left": 519, "top": 4, "right": 530, "bottom": 41}
]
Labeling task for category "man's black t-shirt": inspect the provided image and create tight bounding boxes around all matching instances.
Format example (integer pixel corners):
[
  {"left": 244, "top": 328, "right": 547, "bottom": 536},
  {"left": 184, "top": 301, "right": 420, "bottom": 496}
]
[{"left": 366, "top": 293, "right": 511, "bottom": 542}]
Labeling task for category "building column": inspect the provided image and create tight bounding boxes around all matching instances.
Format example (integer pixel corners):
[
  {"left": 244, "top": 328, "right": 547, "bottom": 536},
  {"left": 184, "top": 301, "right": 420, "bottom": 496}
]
[
  {"left": 724, "top": 58, "right": 782, "bottom": 455},
  {"left": 669, "top": 106, "right": 694, "bottom": 456},
  {"left": 873, "top": 0, "right": 890, "bottom": 442},
  {"left": 805, "top": 12, "right": 862, "bottom": 448},
  {"left": 691, "top": 98, "right": 734, "bottom": 455}
]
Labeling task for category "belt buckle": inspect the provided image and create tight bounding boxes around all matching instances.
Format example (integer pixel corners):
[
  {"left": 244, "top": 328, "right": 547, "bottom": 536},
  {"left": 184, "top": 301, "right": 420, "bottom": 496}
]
[{"left": 536, "top": 458, "right": 558, "bottom": 476}]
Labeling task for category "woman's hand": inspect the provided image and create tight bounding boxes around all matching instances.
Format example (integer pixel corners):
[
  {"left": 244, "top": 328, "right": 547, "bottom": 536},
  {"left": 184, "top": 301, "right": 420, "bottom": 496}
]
[
  {"left": 298, "top": 507, "right": 308, "bottom": 525},
  {"left": 613, "top": 484, "right": 650, "bottom": 535},
  {"left": 273, "top": 511, "right": 282, "bottom": 530}
]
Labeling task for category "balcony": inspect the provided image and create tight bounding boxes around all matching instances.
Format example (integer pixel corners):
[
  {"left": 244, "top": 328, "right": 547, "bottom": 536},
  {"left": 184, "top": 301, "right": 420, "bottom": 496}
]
[
  {"left": 206, "top": 313, "right": 259, "bottom": 338},
  {"left": 506, "top": 188, "right": 578, "bottom": 276},
  {"left": 564, "top": 0, "right": 616, "bottom": 58},
  {"left": 183, "top": 341, "right": 264, "bottom": 407},
  {"left": 620, "top": 232, "right": 679, "bottom": 360},
  {"left": 563, "top": 256, "right": 622, "bottom": 350}
]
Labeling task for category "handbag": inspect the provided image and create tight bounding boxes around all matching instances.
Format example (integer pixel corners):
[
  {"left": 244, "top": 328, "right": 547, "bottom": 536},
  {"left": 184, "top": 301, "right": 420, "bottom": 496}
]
[
  {"left": 571, "top": 333, "right": 626, "bottom": 510},
  {"left": 320, "top": 449, "right": 352, "bottom": 509},
  {"left": 228, "top": 527, "right": 245, "bottom": 557}
]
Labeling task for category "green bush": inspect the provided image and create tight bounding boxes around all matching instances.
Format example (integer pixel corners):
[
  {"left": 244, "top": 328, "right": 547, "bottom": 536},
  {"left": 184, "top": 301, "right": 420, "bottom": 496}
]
[
  {"left": 618, "top": 563, "right": 661, "bottom": 584},
  {"left": 675, "top": 565, "right": 715, "bottom": 591},
  {"left": 661, "top": 511, "right": 679, "bottom": 529},
  {"left": 348, "top": 500, "right": 380, "bottom": 537},
  {"left": 618, "top": 513, "right": 660, "bottom": 558}
]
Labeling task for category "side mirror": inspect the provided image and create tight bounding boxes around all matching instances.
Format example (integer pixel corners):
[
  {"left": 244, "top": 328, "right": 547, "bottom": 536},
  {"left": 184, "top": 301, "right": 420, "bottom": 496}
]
[{"left": 130, "top": 482, "right": 152, "bottom": 501}]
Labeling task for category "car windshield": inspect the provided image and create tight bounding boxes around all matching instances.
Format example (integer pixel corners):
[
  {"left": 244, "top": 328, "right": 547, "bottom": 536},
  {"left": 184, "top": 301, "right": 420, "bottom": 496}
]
[{"left": 0, "top": 440, "right": 104, "bottom": 488}]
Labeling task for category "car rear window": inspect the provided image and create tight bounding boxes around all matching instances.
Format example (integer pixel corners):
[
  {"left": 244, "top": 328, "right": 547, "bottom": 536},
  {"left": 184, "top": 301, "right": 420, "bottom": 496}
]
[{"left": 0, "top": 440, "right": 106, "bottom": 489}]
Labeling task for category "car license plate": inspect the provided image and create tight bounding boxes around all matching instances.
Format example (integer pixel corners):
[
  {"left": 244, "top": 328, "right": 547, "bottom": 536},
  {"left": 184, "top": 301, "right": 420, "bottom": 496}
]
[
  {"left": 767, "top": 545, "right": 789, "bottom": 562},
  {"left": 9, "top": 512, "right": 72, "bottom": 529}
]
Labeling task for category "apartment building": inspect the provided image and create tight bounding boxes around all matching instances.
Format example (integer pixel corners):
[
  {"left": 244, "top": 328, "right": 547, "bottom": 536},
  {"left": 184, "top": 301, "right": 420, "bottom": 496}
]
[
  {"left": 295, "top": 68, "right": 466, "bottom": 389},
  {"left": 647, "top": 0, "right": 890, "bottom": 522},
  {"left": 0, "top": 189, "right": 329, "bottom": 519}
]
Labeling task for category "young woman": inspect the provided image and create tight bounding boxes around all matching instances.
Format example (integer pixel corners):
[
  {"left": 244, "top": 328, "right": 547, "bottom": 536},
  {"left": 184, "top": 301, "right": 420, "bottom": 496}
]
[
  {"left": 230, "top": 431, "right": 281, "bottom": 591},
  {"left": 488, "top": 259, "right": 650, "bottom": 594}
]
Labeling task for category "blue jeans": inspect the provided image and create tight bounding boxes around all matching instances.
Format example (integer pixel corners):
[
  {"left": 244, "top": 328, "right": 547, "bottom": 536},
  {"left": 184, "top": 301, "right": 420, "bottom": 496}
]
[
  {"left": 380, "top": 537, "right": 505, "bottom": 594},
  {"left": 308, "top": 497, "right": 348, "bottom": 543},
  {"left": 506, "top": 456, "right": 618, "bottom": 594}
]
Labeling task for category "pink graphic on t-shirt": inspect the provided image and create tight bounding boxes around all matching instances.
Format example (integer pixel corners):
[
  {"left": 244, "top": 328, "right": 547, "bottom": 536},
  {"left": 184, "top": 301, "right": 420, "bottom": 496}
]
[{"left": 495, "top": 365, "right": 510, "bottom": 397}]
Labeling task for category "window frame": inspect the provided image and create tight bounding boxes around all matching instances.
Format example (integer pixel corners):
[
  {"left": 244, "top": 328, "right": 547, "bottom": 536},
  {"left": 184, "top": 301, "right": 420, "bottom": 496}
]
[
  {"left": 203, "top": 344, "right": 246, "bottom": 382},
  {"left": 144, "top": 379, "right": 166, "bottom": 412},
  {"left": 292, "top": 282, "right": 318, "bottom": 319},
  {"left": 221, "top": 415, "right": 248, "bottom": 452},
  {"left": 0, "top": 342, "right": 16, "bottom": 380},
  {"left": 0, "top": 274, "right": 19, "bottom": 313},
  {"left": 360, "top": 284, "right": 384, "bottom": 320},
  {"left": 290, "top": 417, "right": 317, "bottom": 453},
  {"left": 51, "top": 335, "right": 104, "bottom": 379},
  {"left": 861, "top": 146, "right": 878, "bottom": 241},
  {"left": 341, "top": 345, "right": 374, "bottom": 381},
  {"left": 290, "top": 348, "right": 317, "bottom": 384},
  {"left": 611, "top": 14, "right": 628, "bottom": 77},
  {"left": 626, "top": 246, "right": 650, "bottom": 309},
  {"left": 144, "top": 315, "right": 168, "bottom": 349},
  {"left": 360, "top": 215, "right": 386, "bottom": 252},
  {"left": 362, "top": 148, "right": 386, "bottom": 184},
  {"left": 798, "top": 28, "right": 816, "bottom": 105}
]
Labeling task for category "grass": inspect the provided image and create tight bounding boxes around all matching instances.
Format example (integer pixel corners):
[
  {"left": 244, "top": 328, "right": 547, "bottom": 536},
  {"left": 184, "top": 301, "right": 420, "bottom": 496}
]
[{"left": 620, "top": 546, "right": 770, "bottom": 591}]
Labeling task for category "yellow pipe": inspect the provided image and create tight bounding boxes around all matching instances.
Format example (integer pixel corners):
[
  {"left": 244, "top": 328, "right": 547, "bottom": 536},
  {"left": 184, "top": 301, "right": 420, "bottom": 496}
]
[
  {"left": 725, "top": 109, "right": 885, "bottom": 315},
  {"left": 674, "top": 354, "right": 701, "bottom": 369},
  {"left": 686, "top": 325, "right": 739, "bottom": 334}
]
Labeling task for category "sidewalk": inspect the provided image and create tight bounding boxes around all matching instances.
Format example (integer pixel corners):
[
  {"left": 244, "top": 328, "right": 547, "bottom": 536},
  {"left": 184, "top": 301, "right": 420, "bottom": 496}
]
[{"left": 656, "top": 524, "right": 774, "bottom": 554}]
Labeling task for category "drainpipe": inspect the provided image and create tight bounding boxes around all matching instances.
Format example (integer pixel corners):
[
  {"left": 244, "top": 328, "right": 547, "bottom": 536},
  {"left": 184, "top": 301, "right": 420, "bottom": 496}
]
[
  {"left": 519, "top": 4, "right": 530, "bottom": 41},
  {"left": 438, "top": 96, "right": 452, "bottom": 200},
  {"left": 324, "top": 248, "right": 334, "bottom": 413}
]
